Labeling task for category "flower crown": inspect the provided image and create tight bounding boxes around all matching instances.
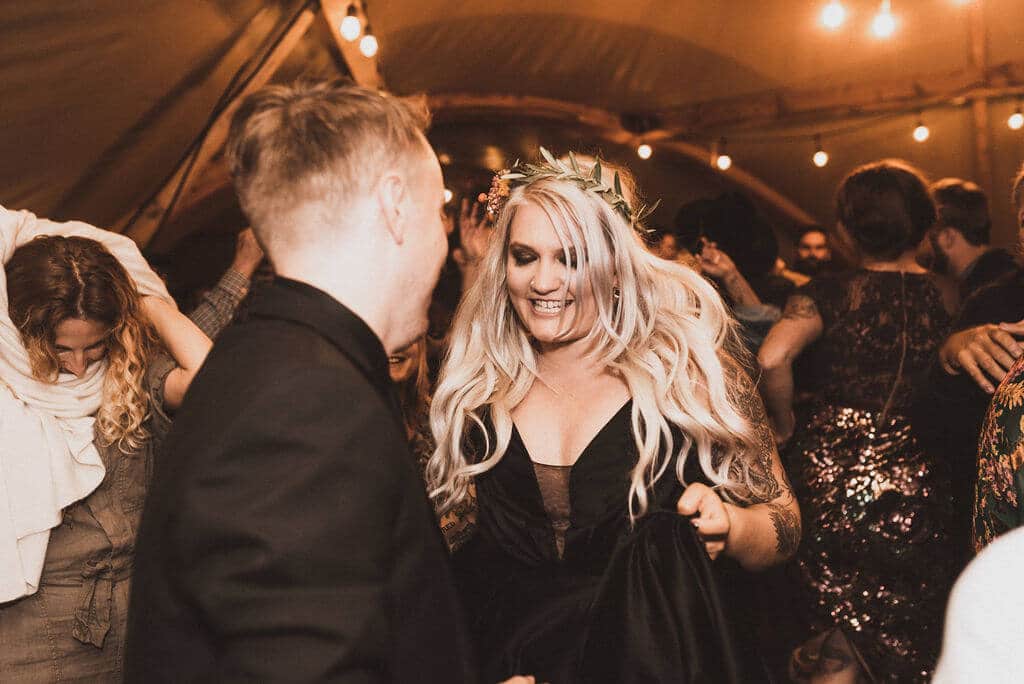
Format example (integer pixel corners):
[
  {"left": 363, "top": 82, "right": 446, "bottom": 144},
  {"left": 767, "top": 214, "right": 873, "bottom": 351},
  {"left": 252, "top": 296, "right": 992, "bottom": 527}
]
[{"left": 485, "top": 147, "right": 659, "bottom": 235}]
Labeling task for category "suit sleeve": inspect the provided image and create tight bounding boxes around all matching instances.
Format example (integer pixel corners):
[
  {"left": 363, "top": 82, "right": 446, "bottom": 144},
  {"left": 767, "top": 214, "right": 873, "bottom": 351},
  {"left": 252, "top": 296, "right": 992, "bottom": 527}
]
[{"left": 172, "top": 365, "right": 403, "bottom": 683}]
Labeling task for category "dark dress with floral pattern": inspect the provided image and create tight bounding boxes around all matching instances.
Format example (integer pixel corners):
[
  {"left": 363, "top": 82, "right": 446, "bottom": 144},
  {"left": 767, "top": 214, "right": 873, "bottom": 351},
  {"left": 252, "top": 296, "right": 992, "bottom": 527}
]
[
  {"left": 973, "top": 354, "right": 1024, "bottom": 552},
  {"left": 787, "top": 270, "right": 955, "bottom": 682}
]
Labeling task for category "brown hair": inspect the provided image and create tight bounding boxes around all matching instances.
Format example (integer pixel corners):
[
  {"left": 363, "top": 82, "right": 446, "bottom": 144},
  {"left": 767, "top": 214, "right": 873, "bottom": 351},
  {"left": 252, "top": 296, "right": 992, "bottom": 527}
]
[
  {"left": 225, "top": 79, "right": 431, "bottom": 236},
  {"left": 836, "top": 159, "right": 936, "bottom": 260},
  {"left": 7, "top": 236, "right": 155, "bottom": 451}
]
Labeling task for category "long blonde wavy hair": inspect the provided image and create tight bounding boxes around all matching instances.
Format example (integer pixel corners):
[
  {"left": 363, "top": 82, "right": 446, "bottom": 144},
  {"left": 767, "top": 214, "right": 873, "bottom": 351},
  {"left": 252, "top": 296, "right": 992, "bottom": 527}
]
[
  {"left": 7, "top": 236, "right": 156, "bottom": 452},
  {"left": 427, "top": 167, "right": 769, "bottom": 520}
]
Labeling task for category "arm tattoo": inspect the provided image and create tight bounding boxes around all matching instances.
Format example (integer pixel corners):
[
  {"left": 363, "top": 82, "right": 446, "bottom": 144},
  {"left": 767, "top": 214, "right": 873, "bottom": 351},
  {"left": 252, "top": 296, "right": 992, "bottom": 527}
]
[
  {"left": 782, "top": 295, "right": 819, "bottom": 320},
  {"left": 731, "top": 367, "right": 793, "bottom": 503},
  {"left": 768, "top": 502, "right": 801, "bottom": 556}
]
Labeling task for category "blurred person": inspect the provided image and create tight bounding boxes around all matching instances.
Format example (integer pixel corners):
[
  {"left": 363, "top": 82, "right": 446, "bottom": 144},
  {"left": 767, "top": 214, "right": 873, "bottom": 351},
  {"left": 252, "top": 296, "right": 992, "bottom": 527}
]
[
  {"left": 917, "top": 167, "right": 1024, "bottom": 560},
  {"left": 675, "top": 193, "right": 795, "bottom": 308},
  {"left": 933, "top": 526, "right": 1024, "bottom": 682},
  {"left": 428, "top": 151, "right": 798, "bottom": 683},
  {"left": 126, "top": 81, "right": 483, "bottom": 682},
  {"left": 759, "top": 160, "right": 955, "bottom": 682},
  {"left": 697, "top": 238, "right": 781, "bottom": 353},
  {"left": 920, "top": 178, "right": 1017, "bottom": 303},
  {"left": 791, "top": 225, "right": 833, "bottom": 277},
  {"left": 0, "top": 218, "right": 210, "bottom": 680}
]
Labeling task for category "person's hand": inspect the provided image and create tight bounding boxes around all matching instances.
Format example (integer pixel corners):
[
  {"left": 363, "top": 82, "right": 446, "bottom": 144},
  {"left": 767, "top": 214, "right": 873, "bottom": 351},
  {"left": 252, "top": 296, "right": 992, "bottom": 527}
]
[
  {"left": 939, "top": 319, "right": 1024, "bottom": 393},
  {"left": 697, "top": 242, "right": 738, "bottom": 281},
  {"left": 453, "top": 198, "right": 491, "bottom": 271},
  {"left": 677, "top": 482, "right": 731, "bottom": 560},
  {"left": 229, "top": 228, "right": 265, "bottom": 279},
  {"left": 770, "top": 409, "right": 796, "bottom": 446}
]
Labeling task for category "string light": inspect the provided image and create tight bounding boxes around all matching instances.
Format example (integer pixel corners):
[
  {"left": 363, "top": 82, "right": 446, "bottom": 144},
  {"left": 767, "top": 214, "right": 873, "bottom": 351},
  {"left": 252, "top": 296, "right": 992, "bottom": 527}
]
[
  {"left": 820, "top": 1, "right": 847, "bottom": 30},
  {"left": 812, "top": 135, "right": 829, "bottom": 167},
  {"left": 870, "top": 0, "right": 896, "bottom": 39},
  {"left": 359, "top": 25, "right": 378, "bottom": 57},
  {"left": 913, "top": 115, "right": 930, "bottom": 142},
  {"left": 714, "top": 138, "right": 732, "bottom": 171},
  {"left": 637, "top": 143, "right": 653, "bottom": 160},
  {"left": 444, "top": 189, "right": 453, "bottom": 203},
  {"left": 1009, "top": 102, "right": 1024, "bottom": 131},
  {"left": 340, "top": 3, "right": 361, "bottom": 42}
]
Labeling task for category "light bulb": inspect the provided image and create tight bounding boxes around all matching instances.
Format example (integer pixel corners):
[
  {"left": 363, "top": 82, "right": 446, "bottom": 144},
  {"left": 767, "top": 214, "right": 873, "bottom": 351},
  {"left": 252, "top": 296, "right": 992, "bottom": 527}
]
[
  {"left": 821, "top": 1, "right": 847, "bottom": 30},
  {"left": 1009, "top": 111, "right": 1024, "bottom": 131},
  {"left": 359, "top": 32, "right": 378, "bottom": 58},
  {"left": 870, "top": 1, "right": 896, "bottom": 38},
  {"left": 913, "top": 123, "right": 930, "bottom": 142},
  {"left": 637, "top": 143, "right": 652, "bottom": 160},
  {"left": 444, "top": 189, "right": 453, "bottom": 204},
  {"left": 716, "top": 154, "right": 733, "bottom": 171},
  {"left": 813, "top": 150, "right": 830, "bottom": 168},
  {"left": 340, "top": 15, "right": 361, "bottom": 41}
]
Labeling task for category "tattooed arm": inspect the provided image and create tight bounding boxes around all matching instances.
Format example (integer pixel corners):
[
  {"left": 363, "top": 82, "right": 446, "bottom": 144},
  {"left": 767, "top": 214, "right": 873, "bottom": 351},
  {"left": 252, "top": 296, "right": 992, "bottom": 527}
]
[
  {"left": 679, "top": 364, "right": 802, "bottom": 570},
  {"left": 757, "top": 294, "right": 824, "bottom": 443}
]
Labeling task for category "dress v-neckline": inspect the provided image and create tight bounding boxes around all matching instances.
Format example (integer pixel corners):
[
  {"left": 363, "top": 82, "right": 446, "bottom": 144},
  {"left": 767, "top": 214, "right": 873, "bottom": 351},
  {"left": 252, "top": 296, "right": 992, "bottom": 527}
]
[{"left": 511, "top": 399, "right": 633, "bottom": 471}]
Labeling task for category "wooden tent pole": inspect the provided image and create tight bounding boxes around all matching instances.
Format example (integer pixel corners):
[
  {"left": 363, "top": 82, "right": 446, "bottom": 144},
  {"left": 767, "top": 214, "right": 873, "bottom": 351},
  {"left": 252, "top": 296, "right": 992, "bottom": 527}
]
[
  {"left": 969, "top": 2, "right": 995, "bottom": 196},
  {"left": 121, "top": 7, "right": 316, "bottom": 247}
]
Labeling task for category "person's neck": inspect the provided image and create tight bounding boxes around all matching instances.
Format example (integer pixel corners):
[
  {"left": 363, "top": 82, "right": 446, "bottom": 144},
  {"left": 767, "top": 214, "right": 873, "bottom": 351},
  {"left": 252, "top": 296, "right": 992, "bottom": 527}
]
[
  {"left": 952, "top": 244, "right": 992, "bottom": 281},
  {"left": 536, "top": 337, "right": 605, "bottom": 383},
  {"left": 275, "top": 252, "right": 395, "bottom": 351},
  {"left": 862, "top": 250, "right": 927, "bottom": 273}
]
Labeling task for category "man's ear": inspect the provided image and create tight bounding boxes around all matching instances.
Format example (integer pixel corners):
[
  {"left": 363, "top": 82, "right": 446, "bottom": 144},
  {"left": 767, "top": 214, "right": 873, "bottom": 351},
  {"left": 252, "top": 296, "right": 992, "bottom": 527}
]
[{"left": 377, "top": 170, "right": 407, "bottom": 246}]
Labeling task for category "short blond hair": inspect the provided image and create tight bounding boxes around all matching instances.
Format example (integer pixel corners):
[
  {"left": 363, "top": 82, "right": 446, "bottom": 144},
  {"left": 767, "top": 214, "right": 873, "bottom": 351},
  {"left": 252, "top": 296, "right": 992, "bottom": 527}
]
[{"left": 226, "top": 79, "right": 431, "bottom": 234}]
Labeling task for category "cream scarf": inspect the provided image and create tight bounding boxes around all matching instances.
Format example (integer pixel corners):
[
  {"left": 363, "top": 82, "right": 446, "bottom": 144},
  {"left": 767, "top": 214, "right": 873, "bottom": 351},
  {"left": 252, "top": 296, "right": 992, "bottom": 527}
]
[{"left": 0, "top": 206, "right": 171, "bottom": 602}]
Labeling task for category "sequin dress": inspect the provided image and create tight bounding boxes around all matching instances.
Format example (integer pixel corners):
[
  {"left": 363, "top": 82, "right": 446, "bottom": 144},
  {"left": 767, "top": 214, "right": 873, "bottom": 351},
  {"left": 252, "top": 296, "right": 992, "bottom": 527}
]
[{"left": 787, "top": 270, "right": 954, "bottom": 682}]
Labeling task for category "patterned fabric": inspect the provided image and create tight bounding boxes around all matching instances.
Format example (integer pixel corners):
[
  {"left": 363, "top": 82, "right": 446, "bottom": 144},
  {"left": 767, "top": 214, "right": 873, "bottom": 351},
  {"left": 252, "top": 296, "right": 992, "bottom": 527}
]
[
  {"left": 788, "top": 269, "right": 955, "bottom": 682},
  {"left": 188, "top": 268, "right": 249, "bottom": 340},
  {"left": 973, "top": 354, "right": 1024, "bottom": 552}
]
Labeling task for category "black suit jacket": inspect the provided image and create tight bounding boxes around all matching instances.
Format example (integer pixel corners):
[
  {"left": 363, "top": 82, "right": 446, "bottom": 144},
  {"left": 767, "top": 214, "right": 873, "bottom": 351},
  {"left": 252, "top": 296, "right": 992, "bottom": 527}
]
[{"left": 126, "top": 278, "right": 474, "bottom": 683}]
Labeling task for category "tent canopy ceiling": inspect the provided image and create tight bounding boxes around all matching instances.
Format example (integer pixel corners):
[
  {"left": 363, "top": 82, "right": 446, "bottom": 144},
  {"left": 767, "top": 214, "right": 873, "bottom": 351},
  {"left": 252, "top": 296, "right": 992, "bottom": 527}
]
[{"left": 2, "top": 0, "right": 1023, "bottom": 258}]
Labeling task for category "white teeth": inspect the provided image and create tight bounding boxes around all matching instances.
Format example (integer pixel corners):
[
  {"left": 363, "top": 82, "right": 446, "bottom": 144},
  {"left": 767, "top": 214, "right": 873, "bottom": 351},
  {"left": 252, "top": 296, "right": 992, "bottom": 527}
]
[{"left": 532, "top": 300, "right": 570, "bottom": 313}]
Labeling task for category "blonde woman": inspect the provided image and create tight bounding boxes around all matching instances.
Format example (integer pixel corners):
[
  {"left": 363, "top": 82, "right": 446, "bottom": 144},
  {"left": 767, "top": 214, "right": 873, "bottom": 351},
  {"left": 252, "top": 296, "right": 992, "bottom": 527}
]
[
  {"left": 427, "top": 153, "right": 800, "bottom": 683},
  {"left": 0, "top": 221, "right": 209, "bottom": 680}
]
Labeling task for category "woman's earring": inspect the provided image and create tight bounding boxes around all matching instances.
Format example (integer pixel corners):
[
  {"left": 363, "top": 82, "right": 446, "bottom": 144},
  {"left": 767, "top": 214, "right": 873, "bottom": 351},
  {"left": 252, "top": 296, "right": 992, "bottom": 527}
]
[{"left": 612, "top": 286, "right": 621, "bottom": 301}]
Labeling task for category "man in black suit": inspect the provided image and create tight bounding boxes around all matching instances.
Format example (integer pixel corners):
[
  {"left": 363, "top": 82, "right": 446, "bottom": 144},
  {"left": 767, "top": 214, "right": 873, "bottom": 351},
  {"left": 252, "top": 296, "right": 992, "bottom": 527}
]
[{"left": 124, "top": 81, "right": 475, "bottom": 682}]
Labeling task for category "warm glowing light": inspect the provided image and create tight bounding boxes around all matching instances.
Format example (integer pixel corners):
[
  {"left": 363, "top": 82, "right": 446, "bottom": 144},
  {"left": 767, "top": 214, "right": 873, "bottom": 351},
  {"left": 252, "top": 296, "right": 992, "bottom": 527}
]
[
  {"left": 813, "top": 150, "right": 830, "bottom": 168},
  {"left": 1009, "top": 111, "right": 1024, "bottom": 131},
  {"left": 437, "top": 152, "right": 452, "bottom": 165},
  {"left": 870, "top": 0, "right": 896, "bottom": 38},
  {"left": 913, "top": 123, "right": 930, "bottom": 142},
  {"left": 637, "top": 143, "right": 653, "bottom": 160},
  {"left": 340, "top": 15, "right": 361, "bottom": 41},
  {"left": 820, "top": 1, "right": 847, "bottom": 30},
  {"left": 716, "top": 154, "right": 733, "bottom": 171},
  {"left": 444, "top": 189, "right": 453, "bottom": 204},
  {"left": 951, "top": 0, "right": 973, "bottom": 5},
  {"left": 359, "top": 32, "right": 378, "bottom": 58}
]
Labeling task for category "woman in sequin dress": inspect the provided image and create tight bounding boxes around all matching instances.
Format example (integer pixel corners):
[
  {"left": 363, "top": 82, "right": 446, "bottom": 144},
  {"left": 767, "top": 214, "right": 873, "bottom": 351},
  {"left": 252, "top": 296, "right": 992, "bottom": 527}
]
[{"left": 759, "top": 160, "right": 955, "bottom": 682}]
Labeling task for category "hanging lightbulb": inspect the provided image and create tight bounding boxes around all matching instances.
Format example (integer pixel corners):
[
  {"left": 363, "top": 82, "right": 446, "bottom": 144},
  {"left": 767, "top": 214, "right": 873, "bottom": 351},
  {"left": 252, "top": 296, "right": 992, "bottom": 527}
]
[
  {"left": 913, "top": 117, "right": 931, "bottom": 142},
  {"left": 637, "top": 143, "right": 653, "bottom": 160},
  {"left": 713, "top": 138, "right": 732, "bottom": 171},
  {"left": 870, "top": 0, "right": 896, "bottom": 39},
  {"left": 820, "top": 1, "right": 847, "bottom": 30},
  {"left": 443, "top": 189, "right": 453, "bottom": 204},
  {"left": 1009, "top": 103, "right": 1024, "bottom": 131},
  {"left": 340, "top": 3, "right": 361, "bottom": 42},
  {"left": 359, "top": 25, "right": 378, "bottom": 58},
  {"left": 812, "top": 135, "right": 829, "bottom": 168}
]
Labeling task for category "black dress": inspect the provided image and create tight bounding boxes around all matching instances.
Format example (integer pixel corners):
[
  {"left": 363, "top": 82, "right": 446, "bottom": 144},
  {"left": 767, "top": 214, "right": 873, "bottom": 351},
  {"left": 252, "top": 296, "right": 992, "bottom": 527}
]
[
  {"left": 453, "top": 401, "right": 767, "bottom": 684},
  {"left": 787, "top": 270, "right": 954, "bottom": 682}
]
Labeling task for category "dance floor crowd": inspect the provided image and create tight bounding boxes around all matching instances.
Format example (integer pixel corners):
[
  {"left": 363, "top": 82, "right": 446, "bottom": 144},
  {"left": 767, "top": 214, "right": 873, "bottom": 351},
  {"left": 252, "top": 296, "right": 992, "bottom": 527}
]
[{"left": 1, "top": 79, "right": 1023, "bottom": 683}]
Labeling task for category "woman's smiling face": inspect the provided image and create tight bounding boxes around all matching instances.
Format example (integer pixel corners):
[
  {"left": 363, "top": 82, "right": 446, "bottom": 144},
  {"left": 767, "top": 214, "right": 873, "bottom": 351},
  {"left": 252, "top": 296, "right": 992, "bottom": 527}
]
[{"left": 505, "top": 202, "right": 597, "bottom": 348}]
